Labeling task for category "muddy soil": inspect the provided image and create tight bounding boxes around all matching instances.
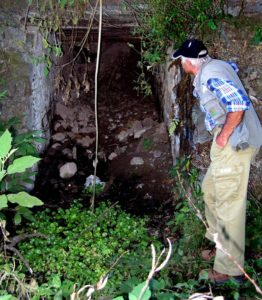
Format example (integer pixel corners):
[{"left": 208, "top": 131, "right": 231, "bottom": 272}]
[{"left": 33, "top": 41, "right": 174, "bottom": 216}]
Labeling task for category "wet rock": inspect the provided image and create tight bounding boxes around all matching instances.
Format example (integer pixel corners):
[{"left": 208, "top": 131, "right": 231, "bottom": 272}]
[
  {"left": 59, "top": 162, "right": 77, "bottom": 179},
  {"left": 130, "top": 157, "right": 144, "bottom": 165},
  {"left": 52, "top": 132, "right": 67, "bottom": 142}
]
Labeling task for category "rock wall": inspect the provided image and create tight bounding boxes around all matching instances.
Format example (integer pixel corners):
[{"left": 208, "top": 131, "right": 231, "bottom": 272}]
[{"left": 0, "top": 1, "right": 53, "bottom": 152}]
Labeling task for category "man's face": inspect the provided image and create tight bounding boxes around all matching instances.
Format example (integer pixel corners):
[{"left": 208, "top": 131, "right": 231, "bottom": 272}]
[{"left": 180, "top": 58, "right": 195, "bottom": 75}]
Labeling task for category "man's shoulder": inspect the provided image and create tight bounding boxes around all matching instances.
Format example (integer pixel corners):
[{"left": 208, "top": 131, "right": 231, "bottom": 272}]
[{"left": 201, "top": 59, "right": 229, "bottom": 80}]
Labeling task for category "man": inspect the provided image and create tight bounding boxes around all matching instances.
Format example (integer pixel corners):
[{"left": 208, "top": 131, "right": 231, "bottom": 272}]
[{"left": 172, "top": 39, "right": 262, "bottom": 283}]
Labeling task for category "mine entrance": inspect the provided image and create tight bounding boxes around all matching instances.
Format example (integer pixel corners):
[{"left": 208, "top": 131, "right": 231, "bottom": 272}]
[{"left": 33, "top": 28, "right": 174, "bottom": 214}]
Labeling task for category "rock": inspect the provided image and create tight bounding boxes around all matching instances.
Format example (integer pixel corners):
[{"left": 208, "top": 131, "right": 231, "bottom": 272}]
[
  {"left": 62, "top": 148, "right": 73, "bottom": 159},
  {"left": 76, "top": 136, "right": 95, "bottom": 148},
  {"left": 130, "top": 157, "right": 144, "bottom": 165},
  {"left": 51, "top": 143, "right": 62, "bottom": 150},
  {"left": 108, "top": 152, "right": 117, "bottom": 160},
  {"left": 55, "top": 102, "right": 74, "bottom": 121},
  {"left": 153, "top": 151, "right": 162, "bottom": 158},
  {"left": 134, "top": 128, "right": 146, "bottom": 139},
  {"left": 132, "top": 120, "right": 147, "bottom": 139},
  {"left": 117, "top": 130, "right": 129, "bottom": 142},
  {"left": 59, "top": 162, "right": 77, "bottom": 179},
  {"left": 52, "top": 132, "right": 67, "bottom": 142},
  {"left": 153, "top": 123, "right": 169, "bottom": 143},
  {"left": 249, "top": 71, "right": 259, "bottom": 81},
  {"left": 79, "top": 126, "right": 96, "bottom": 134},
  {"left": 54, "top": 121, "right": 65, "bottom": 132},
  {"left": 142, "top": 117, "right": 154, "bottom": 129}
]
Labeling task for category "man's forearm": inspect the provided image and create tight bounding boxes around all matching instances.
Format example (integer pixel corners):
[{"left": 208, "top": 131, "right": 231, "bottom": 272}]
[{"left": 216, "top": 111, "right": 245, "bottom": 148}]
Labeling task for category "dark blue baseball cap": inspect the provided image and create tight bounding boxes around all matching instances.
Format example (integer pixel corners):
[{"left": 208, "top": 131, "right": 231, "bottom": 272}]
[{"left": 172, "top": 39, "right": 208, "bottom": 59}]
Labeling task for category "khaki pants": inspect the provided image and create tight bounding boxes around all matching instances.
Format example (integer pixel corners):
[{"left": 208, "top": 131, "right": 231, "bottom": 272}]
[{"left": 202, "top": 133, "right": 256, "bottom": 276}]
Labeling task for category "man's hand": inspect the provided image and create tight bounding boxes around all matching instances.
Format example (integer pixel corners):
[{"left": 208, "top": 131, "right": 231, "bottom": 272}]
[
  {"left": 216, "top": 132, "right": 229, "bottom": 148},
  {"left": 215, "top": 111, "right": 245, "bottom": 148}
]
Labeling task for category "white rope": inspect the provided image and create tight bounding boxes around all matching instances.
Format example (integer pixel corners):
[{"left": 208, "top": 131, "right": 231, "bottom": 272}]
[{"left": 91, "top": 0, "right": 103, "bottom": 210}]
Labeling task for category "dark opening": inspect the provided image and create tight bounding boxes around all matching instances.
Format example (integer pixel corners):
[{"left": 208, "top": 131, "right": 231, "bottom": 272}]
[{"left": 33, "top": 29, "right": 173, "bottom": 215}]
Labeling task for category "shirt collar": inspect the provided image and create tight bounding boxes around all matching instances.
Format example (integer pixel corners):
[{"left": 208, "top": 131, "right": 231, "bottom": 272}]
[{"left": 193, "top": 56, "right": 212, "bottom": 88}]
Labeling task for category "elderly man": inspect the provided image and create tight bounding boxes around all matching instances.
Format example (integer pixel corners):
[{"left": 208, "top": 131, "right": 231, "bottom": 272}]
[{"left": 172, "top": 39, "right": 262, "bottom": 283}]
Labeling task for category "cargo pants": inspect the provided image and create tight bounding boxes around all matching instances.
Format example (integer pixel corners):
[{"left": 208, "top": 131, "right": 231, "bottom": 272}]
[{"left": 202, "top": 130, "right": 256, "bottom": 276}]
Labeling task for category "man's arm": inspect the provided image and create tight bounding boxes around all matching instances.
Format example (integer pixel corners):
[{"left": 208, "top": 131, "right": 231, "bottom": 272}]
[
  {"left": 216, "top": 111, "right": 244, "bottom": 148},
  {"left": 207, "top": 78, "right": 250, "bottom": 148}
]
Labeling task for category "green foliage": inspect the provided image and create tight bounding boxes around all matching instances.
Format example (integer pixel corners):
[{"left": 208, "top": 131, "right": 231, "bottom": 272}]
[
  {"left": 251, "top": 27, "right": 262, "bottom": 45},
  {"left": 83, "top": 183, "right": 104, "bottom": 196},
  {"left": 27, "top": 0, "right": 95, "bottom": 76},
  {"left": 0, "top": 130, "right": 43, "bottom": 224},
  {"left": 167, "top": 157, "right": 205, "bottom": 279},
  {"left": 246, "top": 199, "right": 262, "bottom": 252},
  {"left": 18, "top": 202, "right": 157, "bottom": 294},
  {"left": 127, "top": 0, "right": 224, "bottom": 94},
  {"left": 143, "top": 138, "right": 153, "bottom": 151},
  {"left": 168, "top": 119, "right": 180, "bottom": 137},
  {"left": 0, "top": 256, "right": 74, "bottom": 299},
  {"left": 131, "top": 0, "right": 224, "bottom": 66},
  {"left": 114, "top": 281, "right": 151, "bottom": 300}
]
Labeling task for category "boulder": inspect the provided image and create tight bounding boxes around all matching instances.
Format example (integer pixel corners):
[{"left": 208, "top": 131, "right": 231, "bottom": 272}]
[{"left": 59, "top": 162, "right": 77, "bottom": 179}]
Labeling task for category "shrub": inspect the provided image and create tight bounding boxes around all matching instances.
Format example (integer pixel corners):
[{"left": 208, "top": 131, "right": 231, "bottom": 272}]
[{"left": 18, "top": 201, "right": 158, "bottom": 295}]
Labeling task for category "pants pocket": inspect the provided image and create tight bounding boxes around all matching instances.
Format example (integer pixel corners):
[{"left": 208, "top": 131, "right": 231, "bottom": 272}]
[{"left": 212, "top": 165, "right": 243, "bottom": 207}]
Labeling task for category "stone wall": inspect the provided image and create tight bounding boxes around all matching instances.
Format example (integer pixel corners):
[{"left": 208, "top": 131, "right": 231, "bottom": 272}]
[{"left": 0, "top": 1, "right": 53, "bottom": 152}]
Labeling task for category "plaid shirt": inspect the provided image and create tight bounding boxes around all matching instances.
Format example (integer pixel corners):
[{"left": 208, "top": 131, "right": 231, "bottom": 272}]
[{"left": 199, "top": 62, "right": 250, "bottom": 131}]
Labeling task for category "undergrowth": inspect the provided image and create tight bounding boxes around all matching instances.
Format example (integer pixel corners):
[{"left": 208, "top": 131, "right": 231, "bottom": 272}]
[{"left": 17, "top": 201, "right": 158, "bottom": 296}]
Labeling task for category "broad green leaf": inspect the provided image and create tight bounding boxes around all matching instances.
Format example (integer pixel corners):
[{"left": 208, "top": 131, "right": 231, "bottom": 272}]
[
  {"left": 54, "top": 290, "right": 62, "bottom": 300},
  {"left": 129, "top": 294, "right": 137, "bottom": 300},
  {"left": 0, "top": 195, "right": 8, "bottom": 209},
  {"left": 61, "top": 280, "right": 74, "bottom": 297},
  {"left": 16, "top": 207, "right": 35, "bottom": 222},
  {"left": 0, "top": 295, "right": 16, "bottom": 300},
  {"left": 7, "top": 156, "right": 40, "bottom": 174},
  {"left": 50, "top": 274, "right": 61, "bottom": 289},
  {"left": 0, "top": 170, "right": 6, "bottom": 182},
  {"left": 7, "top": 192, "right": 43, "bottom": 208},
  {"left": 130, "top": 282, "right": 151, "bottom": 300},
  {"left": 14, "top": 212, "right": 22, "bottom": 225},
  {"left": 0, "top": 130, "right": 12, "bottom": 159}
]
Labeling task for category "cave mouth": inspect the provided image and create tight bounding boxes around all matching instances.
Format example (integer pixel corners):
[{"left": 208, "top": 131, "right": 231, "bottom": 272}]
[{"left": 33, "top": 32, "right": 174, "bottom": 215}]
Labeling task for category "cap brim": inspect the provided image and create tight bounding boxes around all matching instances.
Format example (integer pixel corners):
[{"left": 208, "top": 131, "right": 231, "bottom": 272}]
[{"left": 172, "top": 49, "right": 182, "bottom": 60}]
